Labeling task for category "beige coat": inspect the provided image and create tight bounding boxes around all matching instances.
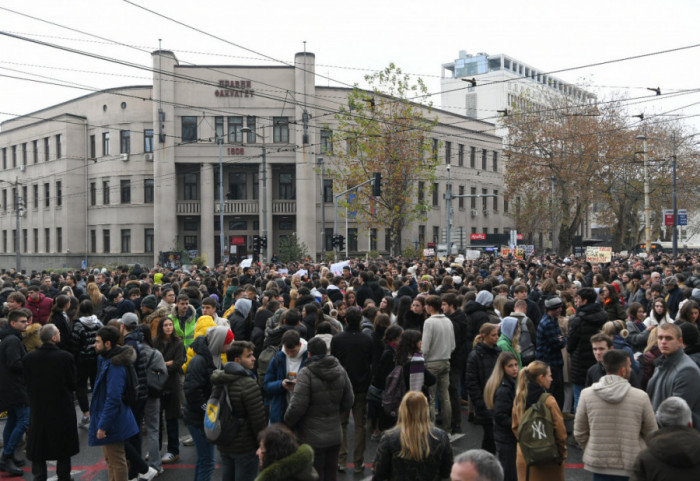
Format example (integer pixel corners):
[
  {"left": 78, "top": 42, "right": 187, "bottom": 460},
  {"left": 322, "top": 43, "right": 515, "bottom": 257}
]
[
  {"left": 574, "top": 374, "right": 657, "bottom": 476},
  {"left": 512, "top": 393, "right": 567, "bottom": 481}
]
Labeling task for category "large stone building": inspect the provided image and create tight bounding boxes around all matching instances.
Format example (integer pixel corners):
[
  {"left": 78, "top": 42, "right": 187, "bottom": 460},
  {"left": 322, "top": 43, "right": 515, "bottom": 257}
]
[{"left": 0, "top": 51, "right": 512, "bottom": 271}]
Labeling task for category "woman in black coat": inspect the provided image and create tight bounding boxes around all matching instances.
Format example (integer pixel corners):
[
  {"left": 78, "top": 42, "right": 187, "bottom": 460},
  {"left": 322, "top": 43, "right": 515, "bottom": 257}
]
[
  {"left": 154, "top": 316, "right": 185, "bottom": 463},
  {"left": 369, "top": 324, "right": 403, "bottom": 436},
  {"left": 48, "top": 294, "right": 72, "bottom": 352},
  {"left": 465, "top": 323, "right": 501, "bottom": 454}
]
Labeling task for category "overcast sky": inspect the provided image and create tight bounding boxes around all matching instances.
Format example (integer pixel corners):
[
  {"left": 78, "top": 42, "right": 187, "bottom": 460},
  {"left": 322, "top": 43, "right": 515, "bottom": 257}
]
[{"left": 1, "top": 0, "right": 699, "bottom": 133}]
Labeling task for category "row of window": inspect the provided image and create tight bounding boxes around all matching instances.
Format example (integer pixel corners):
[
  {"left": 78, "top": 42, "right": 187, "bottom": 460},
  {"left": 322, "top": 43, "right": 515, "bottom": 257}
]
[
  {"left": 1, "top": 182, "right": 63, "bottom": 211},
  {"left": 89, "top": 130, "right": 154, "bottom": 158},
  {"left": 88, "top": 228, "right": 154, "bottom": 254},
  {"left": 89, "top": 179, "right": 154, "bottom": 206},
  {"left": 418, "top": 182, "right": 505, "bottom": 212},
  {"left": 183, "top": 116, "right": 290, "bottom": 144},
  {"left": 1, "top": 135, "right": 62, "bottom": 169},
  {"left": 181, "top": 171, "right": 296, "bottom": 201},
  {"left": 417, "top": 225, "right": 501, "bottom": 246},
  {"left": 433, "top": 140, "right": 499, "bottom": 172},
  {"left": 2, "top": 228, "right": 63, "bottom": 254}
]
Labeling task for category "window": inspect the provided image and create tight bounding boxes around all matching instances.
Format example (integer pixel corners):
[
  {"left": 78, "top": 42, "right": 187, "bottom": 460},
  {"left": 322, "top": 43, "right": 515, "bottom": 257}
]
[
  {"left": 183, "top": 173, "right": 198, "bottom": 201},
  {"left": 215, "top": 117, "right": 225, "bottom": 142},
  {"left": 323, "top": 179, "right": 333, "bottom": 203},
  {"left": 55, "top": 134, "right": 62, "bottom": 159},
  {"left": 227, "top": 116, "right": 243, "bottom": 143},
  {"left": 370, "top": 228, "right": 377, "bottom": 251},
  {"left": 459, "top": 185, "right": 465, "bottom": 209},
  {"left": 228, "top": 172, "right": 246, "bottom": 200},
  {"left": 33, "top": 185, "right": 38, "bottom": 209},
  {"left": 279, "top": 220, "right": 294, "bottom": 230},
  {"left": 320, "top": 129, "right": 333, "bottom": 154},
  {"left": 482, "top": 188, "right": 488, "bottom": 209},
  {"left": 492, "top": 151, "right": 498, "bottom": 172},
  {"left": 56, "top": 228, "right": 62, "bottom": 252},
  {"left": 346, "top": 137, "right": 357, "bottom": 156},
  {"left": 182, "top": 116, "right": 198, "bottom": 143},
  {"left": 418, "top": 181, "right": 425, "bottom": 204},
  {"left": 22, "top": 143, "right": 27, "bottom": 166},
  {"left": 12, "top": 188, "right": 16, "bottom": 210},
  {"left": 273, "top": 117, "right": 289, "bottom": 143},
  {"left": 120, "top": 179, "right": 131, "bottom": 204},
  {"left": 348, "top": 228, "right": 358, "bottom": 252},
  {"left": 1, "top": 148, "right": 5, "bottom": 169},
  {"left": 432, "top": 226, "right": 440, "bottom": 243},
  {"left": 493, "top": 190, "right": 498, "bottom": 211},
  {"left": 102, "top": 132, "right": 110, "bottom": 156},
  {"left": 56, "top": 181, "right": 62, "bottom": 207},
  {"left": 12, "top": 146, "right": 16, "bottom": 167},
  {"left": 1, "top": 190, "right": 5, "bottom": 211},
  {"left": 183, "top": 235, "right": 197, "bottom": 250},
  {"left": 90, "top": 182, "right": 96, "bottom": 206},
  {"left": 144, "top": 179, "right": 154, "bottom": 203},
  {"left": 324, "top": 228, "right": 334, "bottom": 252},
  {"left": 246, "top": 116, "right": 256, "bottom": 143},
  {"left": 229, "top": 221, "right": 247, "bottom": 230},
  {"left": 22, "top": 229, "right": 27, "bottom": 253},
  {"left": 44, "top": 183, "right": 50, "bottom": 208},
  {"left": 432, "top": 182, "right": 439, "bottom": 206},
  {"left": 44, "top": 137, "right": 50, "bottom": 161},
  {"left": 470, "top": 146, "right": 476, "bottom": 168},
  {"left": 103, "top": 180, "right": 110, "bottom": 205},
  {"left": 120, "top": 130, "right": 130, "bottom": 154},
  {"left": 12, "top": 230, "right": 16, "bottom": 252},
  {"left": 121, "top": 229, "right": 131, "bottom": 253},
  {"left": 418, "top": 225, "right": 425, "bottom": 246},
  {"left": 481, "top": 149, "right": 487, "bottom": 170},
  {"left": 45, "top": 228, "right": 50, "bottom": 253},
  {"left": 471, "top": 187, "right": 477, "bottom": 209},
  {"left": 32, "top": 140, "right": 38, "bottom": 164},
  {"left": 89, "top": 135, "right": 96, "bottom": 159},
  {"left": 493, "top": 228, "right": 499, "bottom": 234},
  {"left": 385, "top": 228, "right": 392, "bottom": 252},
  {"left": 33, "top": 229, "right": 38, "bottom": 253},
  {"left": 458, "top": 144, "right": 464, "bottom": 167},
  {"left": 183, "top": 221, "right": 198, "bottom": 231},
  {"left": 91, "top": 230, "right": 97, "bottom": 253},
  {"left": 472, "top": 226, "right": 477, "bottom": 235},
  {"left": 252, "top": 172, "right": 259, "bottom": 200},
  {"left": 504, "top": 196, "right": 509, "bottom": 213},
  {"left": 145, "top": 228, "right": 154, "bottom": 253},
  {"left": 103, "top": 229, "right": 110, "bottom": 253},
  {"left": 445, "top": 141, "right": 451, "bottom": 164},
  {"left": 279, "top": 172, "right": 295, "bottom": 200},
  {"left": 2, "top": 230, "right": 6, "bottom": 253},
  {"left": 144, "top": 129, "right": 154, "bottom": 153},
  {"left": 432, "top": 138, "right": 438, "bottom": 162}
]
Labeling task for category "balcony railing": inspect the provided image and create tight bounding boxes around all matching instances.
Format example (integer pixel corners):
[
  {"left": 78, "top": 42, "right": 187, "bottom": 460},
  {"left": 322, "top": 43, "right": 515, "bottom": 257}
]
[
  {"left": 176, "top": 201, "right": 200, "bottom": 214},
  {"left": 176, "top": 200, "right": 296, "bottom": 215},
  {"left": 272, "top": 200, "right": 296, "bottom": 214},
  {"left": 214, "top": 201, "right": 259, "bottom": 215}
]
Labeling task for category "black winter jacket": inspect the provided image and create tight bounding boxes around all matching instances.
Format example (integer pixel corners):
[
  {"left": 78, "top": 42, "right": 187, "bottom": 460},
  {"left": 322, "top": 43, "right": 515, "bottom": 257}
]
[
  {"left": 0, "top": 325, "right": 28, "bottom": 410},
  {"left": 493, "top": 375, "right": 517, "bottom": 445},
  {"left": 448, "top": 310, "right": 469, "bottom": 372},
  {"left": 465, "top": 342, "right": 501, "bottom": 422},
  {"left": 183, "top": 335, "right": 216, "bottom": 428},
  {"left": 331, "top": 326, "right": 373, "bottom": 394},
  {"left": 373, "top": 426, "right": 453, "bottom": 481},
  {"left": 567, "top": 302, "right": 609, "bottom": 385},
  {"left": 464, "top": 301, "right": 491, "bottom": 346}
]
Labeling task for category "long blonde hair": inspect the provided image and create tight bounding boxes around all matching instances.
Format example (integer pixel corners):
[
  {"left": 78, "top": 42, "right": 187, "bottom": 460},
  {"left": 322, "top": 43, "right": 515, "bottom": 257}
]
[
  {"left": 484, "top": 352, "right": 519, "bottom": 410},
  {"left": 514, "top": 361, "right": 549, "bottom": 420},
  {"left": 644, "top": 326, "right": 658, "bottom": 354},
  {"left": 395, "top": 391, "right": 434, "bottom": 461},
  {"left": 87, "top": 282, "right": 103, "bottom": 307}
]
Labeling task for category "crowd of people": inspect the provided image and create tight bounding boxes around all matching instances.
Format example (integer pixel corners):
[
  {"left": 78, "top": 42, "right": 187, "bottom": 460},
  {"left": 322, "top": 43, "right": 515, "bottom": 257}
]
[{"left": 0, "top": 252, "right": 699, "bottom": 481}]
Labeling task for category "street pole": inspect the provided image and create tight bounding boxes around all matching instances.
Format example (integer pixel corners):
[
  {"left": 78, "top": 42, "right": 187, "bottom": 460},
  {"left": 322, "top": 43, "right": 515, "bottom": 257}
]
[
  {"left": 261, "top": 144, "right": 267, "bottom": 265},
  {"left": 642, "top": 136, "right": 651, "bottom": 255},
  {"left": 218, "top": 139, "right": 225, "bottom": 265},
  {"left": 672, "top": 150, "right": 678, "bottom": 258},
  {"left": 318, "top": 157, "right": 325, "bottom": 261},
  {"left": 550, "top": 176, "right": 555, "bottom": 253},
  {"left": 445, "top": 165, "right": 452, "bottom": 256},
  {"left": 14, "top": 189, "right": 21, "bottom": 272}
]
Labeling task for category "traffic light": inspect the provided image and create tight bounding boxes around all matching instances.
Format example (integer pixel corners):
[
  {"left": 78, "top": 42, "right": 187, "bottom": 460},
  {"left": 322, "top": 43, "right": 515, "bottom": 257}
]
[
  {"left": 372, "top": 172, "right": 382, "bottom": 197},
  {"left": 331, "top": 234, "right": 338, "bottom": 248},
  {"left": 338, "top": 235, "right": 345, "bottom": 251},
  {"left": 260, "top": 236, "right": 268, "bottom": 249},
  {"left": 252, "top": 235, "right": 260, "bottom": 252}
]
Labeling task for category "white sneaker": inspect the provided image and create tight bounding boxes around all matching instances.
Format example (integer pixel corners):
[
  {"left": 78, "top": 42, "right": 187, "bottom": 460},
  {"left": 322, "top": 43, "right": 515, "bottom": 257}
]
[{"left": 139, "top": 467, "right": 158, "bottom": 481}]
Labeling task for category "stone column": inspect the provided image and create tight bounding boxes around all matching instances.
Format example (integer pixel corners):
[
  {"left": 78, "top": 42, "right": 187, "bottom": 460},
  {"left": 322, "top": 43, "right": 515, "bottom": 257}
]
[{"left": 200, "top": 163, "right": 215, "bottom": 264}]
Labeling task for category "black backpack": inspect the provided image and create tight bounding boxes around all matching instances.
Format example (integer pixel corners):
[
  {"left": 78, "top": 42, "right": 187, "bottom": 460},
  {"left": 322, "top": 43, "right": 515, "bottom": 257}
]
[
  {"left": 204, "top": 384, "right": 242, "bottom": 446},
  {"left": 121, "top": 362, "right": 139, "bottom": 407},
  {"left": 519, "top": 319, "right": 536, "bottom": 366},
  {"left": 382, "top": 365, "right": 406, "bottom": 417}
]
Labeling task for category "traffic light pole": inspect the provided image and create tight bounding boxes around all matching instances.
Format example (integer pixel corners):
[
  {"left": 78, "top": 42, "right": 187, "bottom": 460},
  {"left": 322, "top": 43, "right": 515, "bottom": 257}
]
[{"left": 332, "top": 175, "right": 379, "bottom": 262}]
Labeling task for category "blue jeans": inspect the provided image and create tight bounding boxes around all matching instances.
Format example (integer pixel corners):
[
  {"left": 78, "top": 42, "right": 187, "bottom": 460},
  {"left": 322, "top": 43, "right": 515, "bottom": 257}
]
[
  {"left": 593, "top": 474, "right": 629, "bottom": 481},
  {"left": 573, "top": 384, "right": 584, "bottom": 413},
  {"left": 220, "top": 452, "right": 258, "bottom": 481},
  {"left": 3, "top": 405, "right": 29, "bottom": 457},
  {"left": 186, "top": 425, "right": 216, "bottom": 481}
]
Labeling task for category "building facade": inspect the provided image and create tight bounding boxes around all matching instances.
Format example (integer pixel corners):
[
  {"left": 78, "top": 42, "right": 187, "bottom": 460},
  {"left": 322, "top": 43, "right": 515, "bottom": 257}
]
[{"left": 0, "top": 51, "right": 512, "bottom": 271}]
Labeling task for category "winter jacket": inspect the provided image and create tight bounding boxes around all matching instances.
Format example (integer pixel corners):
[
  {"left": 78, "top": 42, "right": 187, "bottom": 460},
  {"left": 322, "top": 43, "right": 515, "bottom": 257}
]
[
  {"left": 666, "top": 285, "right": 684, "bottom": 319},
  {"left": 373, "top": 426, "right": 453, "bottom": 481},
  {"left": 575, "top": 375, "right": 657, "bottom": 476},
  {"left": 263, "top": 342, "right": 309, "bottom": 424},
  {"left": 0, "top": 324, "right": 28, "bottom": 410},
  {"left": 145, "top": 305, "right": 170, "bottom": 340},
  {"left": 401, "top": 310, "right": 425, "bottom": 332},
  {"left": 123, "top": 330, "right": 148, "bottom": 401},
  {"left": 613, "top": 335, "right": 640, "bottom": 373},
  {"left": 254, "top": 443, "right": 319, "bottom": 481},
  {"left": 603, "top": 300, "right": 627, "bottom": 321},
  {"left": 26, "top": 293, "right": 53, "bottom": 325},
  {"left": 331, "top": 325, "right": 373, "bottom": 394},
  {"left": 630, "top": 426, "right": 700, "bottom": 481},
  {"left": 211, "top": 361, "right": 267, "bottom": 455},
  {"left": 585, "top": 362, "right": 642, "bottom": 389},
  {"left": 447, "top": 309, "right": 469, "bottom": 372},
  {"left": 421, "top": 313, "right": 455, "bottom": 362},
  {"left": 23, "top": 343, "right": 80, "bottom": 461},
  {"left": 537, "top": 313, "right": 566, "bottom": 367},
  {"left": 493, "top": 375, "right": 517, "bottom": 445},
  {"left": 626, "top": 319, "right": 650, "bottom": 353},
  {"left": 465, "top": 342, "right": 501, "bottom": 423},
  {"left": 182, "top": 315, "right": 228, "bottom": 373},
  {"left": 170, "top": 304, "right": 198, "bottom": 347},
  {"left": 567, "top": 302, "right": 609, "bottom": 385},
  {"left": 71, "top": 315, "right": 104, "bottom": 362},
  {"left": 88, "top": 346, "right": 139, "bottom": 446},
  {"left": 183, "top": 335, "right": 216, "bottom": 428},
  {"left": 647, "top": 348, "right": 700, "bottom": 430},
  {"left": 464, "top": 300, "right": 491, "bottom": 345},
  {"left": 640, "top": 345, "right": 661, "bottom": 390},
  {"left": 49, "top": 311, "right": 72, "bottom": 352},
  {"left": 155, "top": 336, "right": 184, "bottom": 420},
  {"left": 284, "top": 355, "right": 354, "bottom": 449},
  {"left": 371, "top": 344, "right": 396, "bottom": 390}
]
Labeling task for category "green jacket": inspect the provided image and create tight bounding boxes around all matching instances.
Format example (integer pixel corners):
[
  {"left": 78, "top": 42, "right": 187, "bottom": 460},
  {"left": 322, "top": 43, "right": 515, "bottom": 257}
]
[
  {"left": 497, "top": 334, "right": 522, "bottom": 369},
  {"left": 170, "top": 305, "right": 198, "bottom": 348}
]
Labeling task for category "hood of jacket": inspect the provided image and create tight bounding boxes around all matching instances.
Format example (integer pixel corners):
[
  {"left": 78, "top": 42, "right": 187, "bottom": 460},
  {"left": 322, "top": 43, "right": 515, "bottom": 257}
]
[
  {"left": 645, "top": 426, "right": 700, "bottom": 469},
  {"left": 591, "top": 374, "right": 631, "bottom": 403},
  {"left": 210, "top": 361, "right": 255, "bottom": 386},
  {"left": 0, "top": 324, "right": 23, "bottom": 341},
  {"left": 500, "top": 316, "right": 519, "bottom": 341},
  {"left": 304, "top": 354, "right": 344, "bottom": 382},
  {"left": 106, "top": 345, "right": 137, "bottom": 366},
  {"left": 234, "top": 298, "right": 252, "bottom": 319},
  {"left": 206, "top": 326, "right": 230, "bottom": 366},
  {"left": 476, "top": 290, "right": 494, "bottom": 307},
  {"left": 78, "top": 314, "right": 102, "bottom": 328},
  {"left": 257, "top": 443, "right": 317, "bottom": 481},
  {"left": 194, "top": 315, "right": 217, "bottom": 338},
  {"left": 464, "top": 300, "right": 488, "bottom": 315},
  {"left": 190, "top": 334, "right": 214, "bottom": 363}
]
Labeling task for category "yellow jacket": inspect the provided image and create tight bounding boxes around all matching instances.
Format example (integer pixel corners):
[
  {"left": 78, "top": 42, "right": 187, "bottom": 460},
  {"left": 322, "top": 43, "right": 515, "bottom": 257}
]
[{"left": 181, "top": 315, "right": 228, "bottom": 373}]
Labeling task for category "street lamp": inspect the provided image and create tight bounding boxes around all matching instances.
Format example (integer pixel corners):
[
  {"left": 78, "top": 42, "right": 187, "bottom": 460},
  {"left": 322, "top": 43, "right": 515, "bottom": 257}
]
[
  {"left": 636, "top": 134, "right": 651, "bottom": 255},
  {"left": 241, "top": 126, "right": 267, "bottom": 264},
  {"left": 217, "top": 138, "right": 225, "bottom": 266}
]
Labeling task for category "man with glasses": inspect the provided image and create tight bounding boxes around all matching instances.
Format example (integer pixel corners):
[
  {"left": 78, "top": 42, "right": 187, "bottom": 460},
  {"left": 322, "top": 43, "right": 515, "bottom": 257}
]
[{"left": 0, "top": 309, "right": 31, "bottom": 476}]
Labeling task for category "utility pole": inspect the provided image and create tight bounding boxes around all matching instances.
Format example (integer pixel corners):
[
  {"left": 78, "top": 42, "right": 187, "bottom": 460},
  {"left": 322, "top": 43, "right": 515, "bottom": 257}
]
[
  {"left": 445, "top": 165, "right": 453, "bottom": 255},
  {"left": 218, "top": 138, "right": 225, "bottom": 265},
  {"left": 671, "top": 135, "right": 678, "bottom": 258},
  {"left": 636, "top": 134, "right": 652, "bottom": 255},
  {"left": 318, "top": 157, "right": 325, "bottom": 261}
]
